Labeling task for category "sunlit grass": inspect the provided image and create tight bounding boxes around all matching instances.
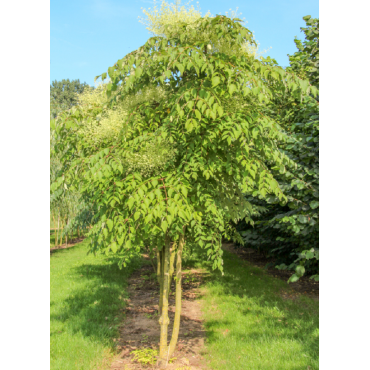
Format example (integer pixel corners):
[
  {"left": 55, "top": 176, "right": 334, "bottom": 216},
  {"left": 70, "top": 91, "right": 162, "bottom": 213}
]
[
  {"left": 188, "top": 249, "right": 319, "bottom": 370},
  {"left": 50, "top": 240, "right": 142, "bottom": 370}
]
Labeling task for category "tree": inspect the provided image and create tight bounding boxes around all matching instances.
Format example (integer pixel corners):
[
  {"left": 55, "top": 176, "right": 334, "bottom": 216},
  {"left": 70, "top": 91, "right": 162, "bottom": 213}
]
[
  {"left": 50, "top": 79, "right": 90, "bottom": 118},
  {"left": 51, "top": 11, "right": 316, "bottom": 364},
  {"left": 288, "top": 15, "right": 319, "bottom": 88},
  {"left": 236, "top": 15, "right": 319, "bottom": 282},
  {"left": 50, "top": 81, "right": 94, "bottom": 243}
]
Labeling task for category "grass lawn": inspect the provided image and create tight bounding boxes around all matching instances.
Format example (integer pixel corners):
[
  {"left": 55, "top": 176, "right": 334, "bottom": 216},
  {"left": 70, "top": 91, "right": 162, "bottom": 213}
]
[
  {"left": 50, "top": 239, "right": 142, "bottom": 370},
  {"left": 187, "top": 249, "right": 319, "bottom": 370}
]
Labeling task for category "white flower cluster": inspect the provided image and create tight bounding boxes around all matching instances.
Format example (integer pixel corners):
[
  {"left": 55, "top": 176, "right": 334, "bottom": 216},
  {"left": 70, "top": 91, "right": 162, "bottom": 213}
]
[
  {"left": 76, "top": 84, "right": 168, "bottom": 146},
  {"left": 123, "top": 141, "right": 177, "bottom": 177},
  {"left": 138, "top": 0, "right": 211, "bottom": 37}
]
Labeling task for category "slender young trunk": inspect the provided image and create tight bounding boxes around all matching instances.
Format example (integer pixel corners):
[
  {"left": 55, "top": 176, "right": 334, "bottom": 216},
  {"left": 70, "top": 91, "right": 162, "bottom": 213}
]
[
  {"left": 158, "top": 235, "right": 171, "bottom": 362},
  {"left": 156, "top": 248, "right": 161, "bottom": 284},
  {"left": 65, "top": 218, "right": 68, "bottom": 247},
  {"left": 158, "top": 249, "right": 164, "bottom": 316},
  {"left": 169, "top": 231, "right": 185, "bottom": 357},
  {"left": 168, "top": 243, "right": 176, "bottom": 292},
  {"left": 53, "top": 215, "right": 56, "bottom": 243},
  {"left": 55, "top": 215, "right": 59, "bottom": 248}
]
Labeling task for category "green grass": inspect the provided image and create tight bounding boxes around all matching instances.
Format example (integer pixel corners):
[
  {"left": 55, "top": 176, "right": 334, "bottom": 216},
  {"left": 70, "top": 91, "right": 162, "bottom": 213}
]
[
  {"left": 50, "top": 240, "right": 142, "bottom": 370},
  {"left": 187, "top": 250, "right": 319, "bottom": 370}
]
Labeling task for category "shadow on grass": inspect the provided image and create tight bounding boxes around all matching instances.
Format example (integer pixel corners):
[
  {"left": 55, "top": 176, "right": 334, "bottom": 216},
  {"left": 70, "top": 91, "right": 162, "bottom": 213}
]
[
  {"left": 50, "top": 253, "right": 142, "bottom": 347},
  {"left": 185, "top": 250, "right": 319, "bottom": 368}
]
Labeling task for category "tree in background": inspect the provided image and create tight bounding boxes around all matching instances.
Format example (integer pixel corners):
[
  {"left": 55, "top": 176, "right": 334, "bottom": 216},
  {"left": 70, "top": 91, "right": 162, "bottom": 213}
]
[
  {"left": 50, "top": 79, "right": 92, "bottom": 243},
  {"left": 51, "top": 1, "right": 316, "bottom": 361},
  {"left": 288, "top": 15, "right": 319, "bottom": 88},
  {"left": 237, "top": 15, "right": 319, "bottom": 283},
  {"left": 50, "top": 79, "right": 90, "bottom": 118}
]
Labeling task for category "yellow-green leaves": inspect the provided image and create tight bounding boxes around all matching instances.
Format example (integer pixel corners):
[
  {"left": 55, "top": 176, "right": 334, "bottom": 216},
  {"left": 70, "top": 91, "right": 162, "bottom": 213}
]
[
  {"left": 212, "top": 76, "right": 220, "bottom": 87},
  {"left": 228, "top": 84, "right": 237, "bottom": 95}
]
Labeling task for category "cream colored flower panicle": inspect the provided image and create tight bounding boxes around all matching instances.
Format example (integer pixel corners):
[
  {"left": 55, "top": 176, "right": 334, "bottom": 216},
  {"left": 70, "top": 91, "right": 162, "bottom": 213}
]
[
  {"left": 74, "top": 81, "right": 175, "bottom": 176},
  {"left": 138, "top": 1, "right": 267, "bottom": 59},
  {"left": 76, "top": 84, "right": 125, "bottom": 145},
  {"left": 75, "top": 83, "right": 168, "bottom": 145},
  {"left": 77, "top": 83, "right": 108, "bottom": 107},
  {"left": 123, "top": 140, "right": 177, "bottom": 177},
  {"left": 138, "top": 0, "right": 211, "bottom": 36}
]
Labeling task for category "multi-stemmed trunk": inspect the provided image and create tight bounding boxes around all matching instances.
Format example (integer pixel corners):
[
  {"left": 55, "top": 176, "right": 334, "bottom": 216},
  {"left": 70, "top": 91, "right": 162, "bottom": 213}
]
[
  {"left": 157, "top": 230, "right": 185, "bottom": 364},
  {"left": 158, "top": 235, "right": 171, "bottom": 362}
]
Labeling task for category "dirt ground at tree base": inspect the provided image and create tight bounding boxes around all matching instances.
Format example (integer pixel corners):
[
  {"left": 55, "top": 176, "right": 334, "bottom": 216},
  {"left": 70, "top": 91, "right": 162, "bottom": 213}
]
[
  {"left": 109, "top": 243, "right": 319, "bottom": 369},
  {"left": 110, "top": 262, "right": 208, "bottom": 370},
  {"left": 222, "top": 243, "right": 319, "bottom": 301}
]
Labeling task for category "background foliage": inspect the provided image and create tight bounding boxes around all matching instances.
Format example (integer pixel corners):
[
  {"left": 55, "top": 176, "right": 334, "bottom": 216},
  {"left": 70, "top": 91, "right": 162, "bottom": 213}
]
[
  {"left": 236, "top": 16, "right": 319, "bottom": 282},
  {"left": 50, "top": 79, "right": 90, "bottom": 119},
  {"left": 50, "top": 79, "right": 93, "bottom": 243}
]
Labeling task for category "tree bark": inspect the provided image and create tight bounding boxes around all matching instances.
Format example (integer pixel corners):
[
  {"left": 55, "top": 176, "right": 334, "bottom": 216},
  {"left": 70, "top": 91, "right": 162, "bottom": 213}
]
[
  {"left": 65, "top": 218, "right": 68, "bottom": 247},
  {"left": 158, "top": 248, "right": 164, "bottom": 316},
  {"left": 55, "top": 215, "right": 59, "bottom": 247},
  {"left": 158, "top": 235, "right": 171, "bottom": 363},
  {"left": 168, "top": 242, "right": 176, "bottom": 292},
  {"left": 53, "top": 215, "right": 56, "bottom": 244},
  {"left": 169, "top": 231, "right": 185, "bottom": 357}
]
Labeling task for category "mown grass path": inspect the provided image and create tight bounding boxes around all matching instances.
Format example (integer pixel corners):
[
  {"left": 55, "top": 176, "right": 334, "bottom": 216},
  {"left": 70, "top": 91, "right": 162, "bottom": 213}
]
[
  {"left": 50, "top": 240, "right": 141, "bottom": 370},
  {"left": 198, "top": 248, "right": 319, "bottom": 370}
]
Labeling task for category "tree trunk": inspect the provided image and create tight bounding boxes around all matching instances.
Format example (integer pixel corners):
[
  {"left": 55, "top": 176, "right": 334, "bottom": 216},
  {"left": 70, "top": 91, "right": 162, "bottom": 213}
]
[
  {"left": 65, "top": 219, "right": 68, "bottom": 247},
  {"left": 168, "top": 243, "right": 176, "bottom": 292},
  {"left": 158, "top": 248, "right": 164, "bottom": 316},
  {"left": 53, "top": 215, "right": 56, "bottom": 243},
  {"left": 55, "top": 215, "right": 59, "bottom": 247},
  {"left": 158, "top": 235, "right": 171, "bottom": 363},
  {"left": 156, "top": 248, "right": 161, "bottom": 284},
  {"left": 169, "top": 231, "right": 185, "bottom": 357}
]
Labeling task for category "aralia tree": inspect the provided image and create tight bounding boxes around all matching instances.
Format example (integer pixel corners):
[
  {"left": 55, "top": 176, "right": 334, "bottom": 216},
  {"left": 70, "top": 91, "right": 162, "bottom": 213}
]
[{"left": 51, "top": 12, "right": 317, "bottom": 364}]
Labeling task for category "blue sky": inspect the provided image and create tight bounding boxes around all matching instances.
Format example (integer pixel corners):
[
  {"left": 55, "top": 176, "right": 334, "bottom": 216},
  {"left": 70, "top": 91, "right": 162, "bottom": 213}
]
[{"left": 51, "top": 0, "right": 319, "bottom": 86}]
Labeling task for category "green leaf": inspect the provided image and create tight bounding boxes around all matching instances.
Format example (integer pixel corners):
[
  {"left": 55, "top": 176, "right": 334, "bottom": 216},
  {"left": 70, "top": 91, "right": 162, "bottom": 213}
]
[
  {"left": 298, "top": 215, "right": 307, "bottom": 223},
  {"left": 107, "top": 219, "right": 113, "bottom": 232},
  {"left": 212, "top": 76, "right": 220, "bottom": 87},
  {"left": 127, "top": 197, "right": 135, "bottom": 210},
  {"left": 111, "top": 242, "right": 117, "bottom": 253},
  {"left": 217, "top": 106, "right": 223, "bottom": 117},
  {"left": 310, "top": 201, "right": 319, "bottom": 209},
  {"left": 310, "top": 274, "right": 319, "bottom": 282},
  {"left": 288, "top": 274, "right": 300, "bottom": 283},
  {"left": 229, "top": 84, "right": 237, "bottom": 95},
  {"left": 136, "top": 66, "right": 143, "bottom": 78},
  {"left": 161, "top": 220, "right": 168, "bottom": 233},
  {"left": 295, "top": 265, "right": 305, "bottom": 277},
  {"left": 176, "top": 63, "right": 184, "bottom": 74}
]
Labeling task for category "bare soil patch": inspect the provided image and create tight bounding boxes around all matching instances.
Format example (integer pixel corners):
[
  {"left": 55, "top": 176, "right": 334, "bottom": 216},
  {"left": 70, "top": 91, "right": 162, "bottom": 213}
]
[
  {"left": 223, "top": 243, "right": 319, "bottom": 301},
  {"left": 110, "top": 263, "right": 208, "bottom": 370}
]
